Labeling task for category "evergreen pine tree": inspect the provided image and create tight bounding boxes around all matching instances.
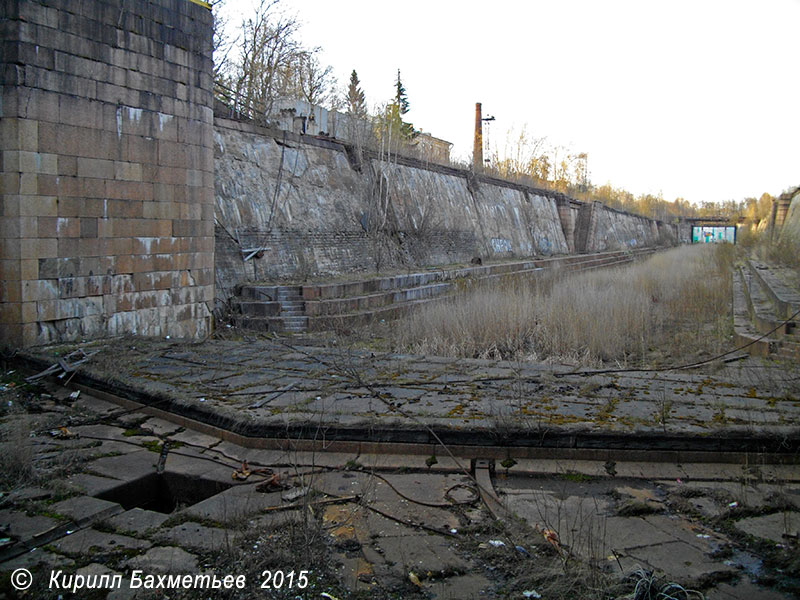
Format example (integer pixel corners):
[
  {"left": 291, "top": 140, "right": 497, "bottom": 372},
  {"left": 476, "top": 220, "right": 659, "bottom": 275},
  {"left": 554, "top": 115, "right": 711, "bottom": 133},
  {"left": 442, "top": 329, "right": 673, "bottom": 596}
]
[
  {"left": 394, "top": 69, "right": 410, "bottom": 115},
  {"left": 392, "top": 69, "right": 414, "bottom": 139},
  {"left": 346, "top": 70, "right": 367, "bottom": 117}
]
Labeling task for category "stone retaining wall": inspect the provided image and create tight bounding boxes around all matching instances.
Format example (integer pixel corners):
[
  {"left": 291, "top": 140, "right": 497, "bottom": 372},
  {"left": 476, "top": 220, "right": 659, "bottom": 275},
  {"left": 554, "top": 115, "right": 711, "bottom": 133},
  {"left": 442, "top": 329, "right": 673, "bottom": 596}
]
[{"left": 214, "top": 118, "right": 676, "bottom": 300}]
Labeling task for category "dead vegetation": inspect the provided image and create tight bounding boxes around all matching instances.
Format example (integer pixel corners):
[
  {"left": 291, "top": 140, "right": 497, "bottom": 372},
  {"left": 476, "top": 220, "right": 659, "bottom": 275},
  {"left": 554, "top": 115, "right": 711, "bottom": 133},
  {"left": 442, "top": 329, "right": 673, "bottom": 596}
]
[{"left": 391, "top": 244, "right": 735, "bottom": 367}]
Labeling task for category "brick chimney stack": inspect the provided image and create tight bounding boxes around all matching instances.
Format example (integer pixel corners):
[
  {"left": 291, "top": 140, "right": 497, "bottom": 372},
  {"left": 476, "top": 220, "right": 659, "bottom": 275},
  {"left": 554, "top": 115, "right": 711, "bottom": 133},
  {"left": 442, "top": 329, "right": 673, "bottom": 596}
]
[{"left": 473, "top": 102, "right": 483, "bottom": 172}]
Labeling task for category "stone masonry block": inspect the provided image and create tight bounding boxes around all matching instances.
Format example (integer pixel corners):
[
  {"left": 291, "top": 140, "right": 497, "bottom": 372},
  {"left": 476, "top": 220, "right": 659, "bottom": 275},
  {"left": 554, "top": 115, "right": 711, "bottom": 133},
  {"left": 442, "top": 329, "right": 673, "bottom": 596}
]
[
  {"left": 105, "top": 181, "right": 153, "bottom": 202},
  {"left": 77, "top": 157, "right": 115, "bottom": 179},
  {"left": 114, "top": 161, "right": 143, "bottom": 181},
  {"left": 20, "top": 196, "right": 57, "bottom": 217},
  {"left": 0, "top": 173, "right": 20, "bottom": 194},
  {"left": 21, "top": 301, "right": 37, "bottom": 323},
  {"left": 111, "top": 237, "right": 133, "bottom": 255},
  {"left": 0, "top": 303, "right": 22, "bottom": 325},
  {"left": 20, "top": 237, "right": 57, "bottom": 259},
  {"left": 80, "top": 217, "right": 98, "bottom": 238},
  {"left": 18, "top": 217, "right": 37, "bottom": 238},
  {"left": 125, "top": 135, "right": 158, "bottom": 165},
  {"left": 44, "top": 217, "right": 80, "bottom": 238},
  {"left": 0, "top": 281, "right": 22, "bottom": 303},
  {"left": 0, "top": 217, "right": 21, "bottom": 239},
  {"left": 78, "top": 237, "right": 111, "bottom": 257},
  {"left": 22, "top": 279, "right": 58, "bottom": 303},
  {"left": 56, "top": 176, "right": 80, "bottom": 196},
  {"left": 18, "top": 173, "right": 38, "bottom": 194},
  {"left": 57, "top": 237, "right": 79, "bottom": 258},
  {"left": 82, "top": 198, "right": 108, "bottom": 218},
  {"left": 0, "top": 259, "right": 21, "bottom": 281},
  {"left": 20, "top": 259, "right": 38, "bottom": 280},
  {"left": 0, "top": 238, "right": 20, "bottom": 259},
  {"left": 57, "top": 155, "right": 78, "bottom": 177},
  {"left": 97, "top": 217, "right": 112, "bottom": 237},
  {"left": 18, "top": 119, "right": 39, "bottom": 151},
  {"left": 56, "top": 197, "right": 82, "bottom": 218},
  {"left": 37, "top": 174, "right": 58, "bottom": 195},
  {"left": 142, "top": 201, "right": 178, "bottom": 220}
]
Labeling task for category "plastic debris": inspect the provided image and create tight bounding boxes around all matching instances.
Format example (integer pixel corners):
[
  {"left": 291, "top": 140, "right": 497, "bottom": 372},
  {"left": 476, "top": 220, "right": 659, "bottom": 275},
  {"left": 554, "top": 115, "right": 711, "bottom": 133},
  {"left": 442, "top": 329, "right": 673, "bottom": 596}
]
[
  {"left": 488, "top": 539, "right": 505, "bottom": 547},
  {"left": 281, "top": 486, "right": 309, "bottom": 502},
  {"left": 543, "top": 529, "right": 561, "bottom": 554},
  {"left": 728, "top": 501, "right": 738, "bottom": 508},
  {"left": 408, "top": 571, "right": 422, "bottom": 588},
  {"left": 232, "top": 460, "right": 252, "bottom": 480},
  {"left": 256, "top": 473, "right": 291, "bottom": 493},
  {"left": 320, "top": 594, "right": 339, "bottom": 600},
  {"left": 450, "top": 528, "right": 458, "bottom": 534},
  {"left": 68, "top": 390, "right": 81, "bottom": 400},
  {"left": 515, "top": 545, "right": 530, "bottom": 556},
  {"left": 522, "top": 591, "right": 542, "bottom": 599},
  {"left": 51, "top": 426, "right": 77, "bottom": 439}
]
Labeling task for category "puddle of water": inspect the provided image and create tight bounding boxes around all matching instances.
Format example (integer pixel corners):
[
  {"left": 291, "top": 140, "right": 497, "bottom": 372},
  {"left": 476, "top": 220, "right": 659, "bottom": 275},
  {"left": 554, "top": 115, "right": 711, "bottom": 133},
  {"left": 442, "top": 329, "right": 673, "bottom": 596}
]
[{"left": 724, "top": 549, "right": 763, "bottom": 578}]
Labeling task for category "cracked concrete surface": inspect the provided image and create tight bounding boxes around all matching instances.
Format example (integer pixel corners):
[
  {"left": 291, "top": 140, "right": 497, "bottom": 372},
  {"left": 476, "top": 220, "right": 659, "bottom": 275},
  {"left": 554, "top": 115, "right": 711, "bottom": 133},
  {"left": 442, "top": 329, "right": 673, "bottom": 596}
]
[{"left": 2, "top": 336, "right": 799, "bottom": 598}]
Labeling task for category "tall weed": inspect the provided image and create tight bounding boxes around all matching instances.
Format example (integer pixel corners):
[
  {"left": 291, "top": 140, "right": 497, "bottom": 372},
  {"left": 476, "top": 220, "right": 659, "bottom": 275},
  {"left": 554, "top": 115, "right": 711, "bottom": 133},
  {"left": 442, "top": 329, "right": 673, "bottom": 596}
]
[{"left": 393, "top": 245, "right": 734, "bottom": 366}]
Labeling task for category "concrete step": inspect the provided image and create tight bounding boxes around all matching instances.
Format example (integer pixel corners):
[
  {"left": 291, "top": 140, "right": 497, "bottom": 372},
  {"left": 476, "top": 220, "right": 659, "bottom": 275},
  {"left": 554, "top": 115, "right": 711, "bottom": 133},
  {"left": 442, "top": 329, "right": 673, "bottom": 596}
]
[
  {"left": 235, "top": 248, "right": 654, "bottom": 334},
  {"left": 280, "top": 316, "right": 308, "bottom": 324},
  {"left": 732, "top": 270, "right": 778, "bottom": 357},
  {"left": 234, "top": 300, "right": 280, "bottom": 318},
  {"left": 232, "top": 316, "right": 271, "bottom": 332}
]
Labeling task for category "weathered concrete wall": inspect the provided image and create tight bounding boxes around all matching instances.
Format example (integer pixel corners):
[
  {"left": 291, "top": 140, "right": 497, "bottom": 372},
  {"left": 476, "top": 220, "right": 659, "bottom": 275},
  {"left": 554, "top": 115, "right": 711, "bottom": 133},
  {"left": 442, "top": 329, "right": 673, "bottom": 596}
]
[
  {"left": 214, "top": 118, "right": 672, "bottom": 297},
  {"left": 589, "top": 204, "right": 665, "bottom": 252},
  {"left": 778, "top": 190, "right": 800, "bottom": 242},
  {"left": 0, "top": 0, "right": 214, "bottom": 347}
]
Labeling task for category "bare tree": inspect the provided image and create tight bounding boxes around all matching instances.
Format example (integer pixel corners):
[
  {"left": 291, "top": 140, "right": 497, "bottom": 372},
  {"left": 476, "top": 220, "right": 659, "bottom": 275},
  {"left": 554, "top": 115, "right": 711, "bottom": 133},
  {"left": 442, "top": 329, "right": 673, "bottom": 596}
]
[
  {"left": 211, "top": 0, "right": 235, "bottom": 86},
  {"left": 292, "top": 51, "right": 335, "bottom": 107},
  {"left": 231, "top": 0, "right": 303, "bottom": 117}
]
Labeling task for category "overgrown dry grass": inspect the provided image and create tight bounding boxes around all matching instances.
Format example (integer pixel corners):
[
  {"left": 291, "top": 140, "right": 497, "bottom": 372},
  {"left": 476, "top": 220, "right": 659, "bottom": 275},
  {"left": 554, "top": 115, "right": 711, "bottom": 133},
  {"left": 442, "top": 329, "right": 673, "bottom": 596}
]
[{"left": 392, "top": 244, "right": 735, "bottom": 367}]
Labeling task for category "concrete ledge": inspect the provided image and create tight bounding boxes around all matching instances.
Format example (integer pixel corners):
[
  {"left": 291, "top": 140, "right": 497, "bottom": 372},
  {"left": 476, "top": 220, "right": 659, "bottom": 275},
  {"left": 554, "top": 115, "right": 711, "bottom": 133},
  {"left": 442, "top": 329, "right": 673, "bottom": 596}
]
[
  {"left": 748, "top": 260, "right": 800, "bottom": 320},
  {"left": 14, "top": 351, "right": 800, "bottom": 460},
  {"left": 733, "top": 269, "right": 777, "bottom": 357}
]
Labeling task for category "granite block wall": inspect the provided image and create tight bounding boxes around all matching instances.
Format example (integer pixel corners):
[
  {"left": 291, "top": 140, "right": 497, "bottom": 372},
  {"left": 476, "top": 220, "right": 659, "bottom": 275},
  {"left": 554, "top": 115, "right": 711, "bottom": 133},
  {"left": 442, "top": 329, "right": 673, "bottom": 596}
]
[{"left": 0, "top": 0, "right": 214, "bottom": 347}]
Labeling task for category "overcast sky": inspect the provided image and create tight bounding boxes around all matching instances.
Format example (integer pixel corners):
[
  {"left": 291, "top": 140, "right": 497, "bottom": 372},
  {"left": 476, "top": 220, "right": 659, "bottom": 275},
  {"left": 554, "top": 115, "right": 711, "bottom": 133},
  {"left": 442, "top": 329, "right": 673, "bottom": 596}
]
[{"left": 218, "top": 0, "right": 799, "bottom": 205}]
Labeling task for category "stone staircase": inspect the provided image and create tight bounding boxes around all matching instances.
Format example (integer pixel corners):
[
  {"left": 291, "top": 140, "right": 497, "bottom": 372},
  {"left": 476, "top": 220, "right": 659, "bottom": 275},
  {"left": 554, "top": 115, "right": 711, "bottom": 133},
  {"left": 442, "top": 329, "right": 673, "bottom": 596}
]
[
  {"left": 733, "top": 259, "right": 800, "bottom": 360},
  {"left": 232, "top": 285, "right": 308, "bottom": 333},
  {"left": 232, "top": 248, "right": 656, "bottom": 334}
]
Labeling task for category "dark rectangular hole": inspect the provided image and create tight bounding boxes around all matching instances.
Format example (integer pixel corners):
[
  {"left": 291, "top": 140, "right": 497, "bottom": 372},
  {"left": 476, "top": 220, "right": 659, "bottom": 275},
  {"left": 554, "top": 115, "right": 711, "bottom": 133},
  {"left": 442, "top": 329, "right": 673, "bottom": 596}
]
[{"left": 95, "top": 472, "right": 231, "bottom": 514}]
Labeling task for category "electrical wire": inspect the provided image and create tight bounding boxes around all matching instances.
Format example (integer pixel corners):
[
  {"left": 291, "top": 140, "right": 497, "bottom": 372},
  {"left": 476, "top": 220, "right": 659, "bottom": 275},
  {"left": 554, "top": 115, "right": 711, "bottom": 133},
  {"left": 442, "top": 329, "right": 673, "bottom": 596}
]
[{"left": 555, "top": 306, "right": 800, "bottom": 378}]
